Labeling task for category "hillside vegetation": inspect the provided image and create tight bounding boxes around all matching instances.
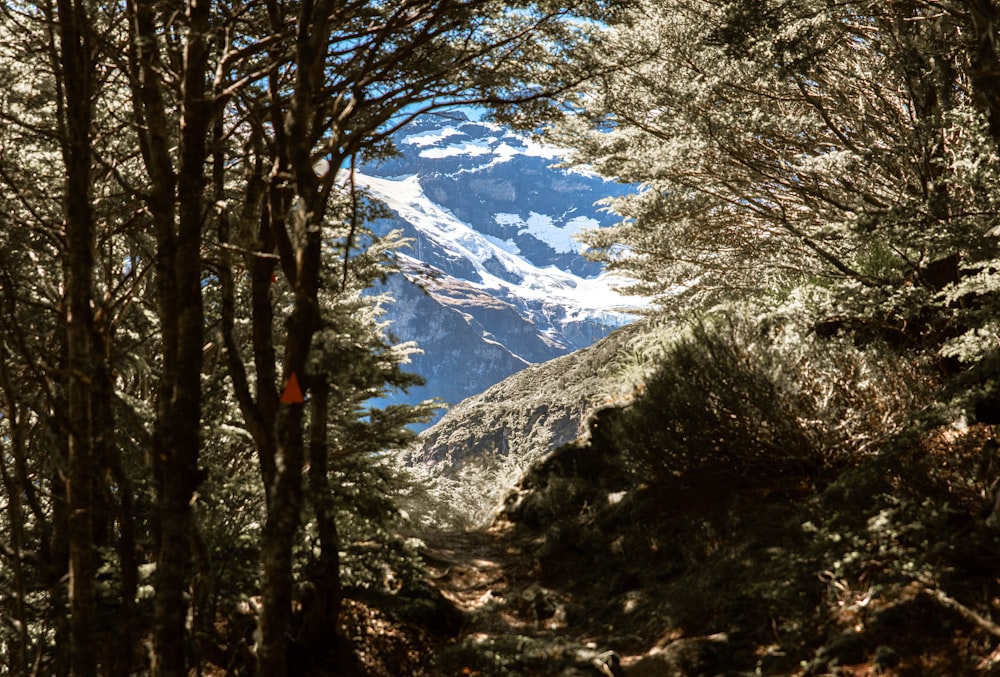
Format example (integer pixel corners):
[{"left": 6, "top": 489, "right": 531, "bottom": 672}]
[
  {"left": 400, "top": 319, "right": 649, "bottom": 528},
  {"left": 395, "top": 299, "right": 1000, "bottom": 676}
]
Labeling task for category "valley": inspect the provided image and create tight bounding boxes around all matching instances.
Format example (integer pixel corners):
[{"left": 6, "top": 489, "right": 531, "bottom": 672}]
[{"left": 358, "top": 112, "right": 642, "bottom": 426}]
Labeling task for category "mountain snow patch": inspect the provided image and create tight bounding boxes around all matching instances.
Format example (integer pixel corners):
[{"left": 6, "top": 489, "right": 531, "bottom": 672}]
[
  {"left": 401, "top": 121, "right": 564, "bottom": 169},
  {"left": 402, "top": 126, "right": 464, "bottom": 147},
  {"left": 418, "top": 140, "right": 495, "bottom": 159},
  {"left": 494, "top": 212, "right": 597, "bottom": 255},
  {"left": 356, "top": 172, "right": 641, "bottom": 322}
]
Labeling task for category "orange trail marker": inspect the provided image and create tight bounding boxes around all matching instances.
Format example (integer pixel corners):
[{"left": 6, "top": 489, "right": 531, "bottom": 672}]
[{"left": 280, "top": 372, "right": 304, "bottom": 404}]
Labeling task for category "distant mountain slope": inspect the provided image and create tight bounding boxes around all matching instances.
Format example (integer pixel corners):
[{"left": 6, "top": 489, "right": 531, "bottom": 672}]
[
  {"left": 360, "top": 113, "right": 642, "bottom": 423},
  {"left": 410, "top": 319, "right": 649, "bottom": 477}
]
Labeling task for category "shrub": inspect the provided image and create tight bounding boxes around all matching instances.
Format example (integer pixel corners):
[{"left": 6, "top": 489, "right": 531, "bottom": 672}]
[{"left": 617, "top": 314, "right": 932, "bottom": 485}]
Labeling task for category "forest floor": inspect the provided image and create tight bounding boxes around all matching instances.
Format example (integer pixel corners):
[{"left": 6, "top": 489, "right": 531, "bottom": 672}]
[
  {"left": 417, "top": 524, "right": 642, "bottom": 676},
  {"left": 347, "top": 422, "right": 1000, "bottom": 677}
]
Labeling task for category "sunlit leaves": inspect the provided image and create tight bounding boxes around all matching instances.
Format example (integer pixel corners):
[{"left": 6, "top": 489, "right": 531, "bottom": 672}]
[{"left": 554, "top": 0, "right": 1000, "bottom": 311}]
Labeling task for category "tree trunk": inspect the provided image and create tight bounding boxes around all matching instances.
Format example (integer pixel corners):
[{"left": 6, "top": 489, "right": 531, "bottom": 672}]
[
  {"left": 303, "top": 377, "right": 344, "bottom": 648},
  {"left": 54, "top": 0, "right": 100, "bottom": 671},
  {"left": 125, "top": 0, "right": 212, "bottom": 672},
  {"left": 256, "top": 3, "right": 331, "bottom": 671},
  {"left": 258, "top": 222, "right": 321, "bottom": 677},
  {"left": 258, "top": 400, "right": 306, "bottom": 677},
  {"left": 965, "top": 1, "right": 1000, "bottom": 151},
  {"left": 107, "top": 447, "right": 139, "bottom": 677},
  {"left": 0, "top": 410, "right": 29, "bottom": 674}
]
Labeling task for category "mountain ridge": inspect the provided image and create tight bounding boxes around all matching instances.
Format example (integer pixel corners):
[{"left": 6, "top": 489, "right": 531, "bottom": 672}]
[
  {"left": 400, "top": 318, "right": 651, "bottom": 528},
  {"left": 360, "top": 113, "right": 642, "bottom": 423}
]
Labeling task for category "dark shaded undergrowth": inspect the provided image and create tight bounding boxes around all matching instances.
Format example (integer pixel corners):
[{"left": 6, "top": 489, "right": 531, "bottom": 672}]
[
  {"left": 478, "top": 414, "right": 1000, "bottom": 676},
  {"left": 335, "top": 314, "right": 1000, "bottom": 676},
  {"left": 398, "top": 316, "right": 1000, "bottom": 676}
]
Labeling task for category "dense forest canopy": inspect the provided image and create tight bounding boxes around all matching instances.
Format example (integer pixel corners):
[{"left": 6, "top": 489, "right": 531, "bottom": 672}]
[{"left": 4, "top": 0, "right": 1000, "bottom": 675}]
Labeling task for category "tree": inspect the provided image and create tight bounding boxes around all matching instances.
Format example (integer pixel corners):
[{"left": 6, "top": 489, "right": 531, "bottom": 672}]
[
  {"left": 0, "top": 0, "right": 622, "bottom": 674},
  {"left": 555, "top": 0, "right": 1000, "bottom": 339},
  {"left": 54, "top": 0, "right": 101, "bottom": 672},
  {"left": 210, "top": 3, "right": 616, "bottom": 672},
  {"left": 0, "top": 0, "right": 161, "bottom": 673}
]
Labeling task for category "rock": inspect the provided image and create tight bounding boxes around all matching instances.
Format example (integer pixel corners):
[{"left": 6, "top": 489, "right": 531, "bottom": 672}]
[{"left": 591, "top": 650, "right": 625, "bottom": 677}]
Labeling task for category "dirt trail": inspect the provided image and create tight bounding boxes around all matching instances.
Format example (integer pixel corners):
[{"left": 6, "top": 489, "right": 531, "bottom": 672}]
[
  {"left": 418, "top": 526, "right": 541, "bottom": 634},
  {"left": 413, "top": 525, "right": 638, "bottom": 677},
  {"left": 421, "top": 531, "right": 508, "bottom": 602}
]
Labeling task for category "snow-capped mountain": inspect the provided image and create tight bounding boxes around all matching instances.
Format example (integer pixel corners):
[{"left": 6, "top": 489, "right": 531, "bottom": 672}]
[{"left": 360, "top": 112, "right": 640, "bottom": 425}]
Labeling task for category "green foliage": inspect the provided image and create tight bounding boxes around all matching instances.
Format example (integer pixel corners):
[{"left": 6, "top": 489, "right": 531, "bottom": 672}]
[
  {"left": 547, "top": 0, "right": 1000, "bottom": 418},
  {"left": 616, "top": 311, "right": 933, "bottom": 483},
  {"left": 851, "top": 240, "right": 906, "bottom": 285},
  {"left": 198, "top": 449, "right": 265, "bottom": 601},
  {"left": 328, "top": 455, "right": 427, "bottom": 592}
]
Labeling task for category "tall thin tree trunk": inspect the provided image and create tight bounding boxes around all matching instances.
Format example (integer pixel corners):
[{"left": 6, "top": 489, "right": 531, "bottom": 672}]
[
  {"left": 258, "top": 400, "right": 306, "bottom": 677},
  {"left": 153, "top": 18, "right": 211, "bottom": 677},
  {"left": 303, "top": 377, "right": 344, "bottom": 648},
  {"left": 256, "top": 3, "right": 323, "bottom": 671},
  {"left": 125, "top": 0, "right": 212, "bottom": 671},
  {"left": 966, "top": 1, "right": 1000, "bottom": 151},
  {"left": 54, "top": 0, "right": 99, "bottom": 671},
  {"left": 90, "top": 314, "right": 138, "bottom": 677},
  {"left": 0, "top": 420, "right": 29, "bottom": 674}
]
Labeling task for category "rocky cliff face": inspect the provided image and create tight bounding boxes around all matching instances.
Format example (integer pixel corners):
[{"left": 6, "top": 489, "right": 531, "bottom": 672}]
[
  {"left": 360, "top": 112, "right": 641, "bottom": 424},
  {"left": 379, "top": 270, "right": 551, "bottom": 408},
  {"left": 412, "top": 319, "right": 649, "bottom": 471},
  {"left": 395, "top": 319, "right": 650, "bottom": 528}
]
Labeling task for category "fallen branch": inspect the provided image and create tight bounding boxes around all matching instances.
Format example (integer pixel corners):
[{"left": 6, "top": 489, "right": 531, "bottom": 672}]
[{"left": 923, "top": 586, "right": 1000, "bottom": 638}]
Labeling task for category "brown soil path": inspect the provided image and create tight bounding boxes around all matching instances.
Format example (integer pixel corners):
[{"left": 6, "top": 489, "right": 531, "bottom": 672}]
[
  {"left": 418, "top": 526, "right": 544, "bottom": 635},
  {"left": 414, "top": 525, "right": 636, "bottom": 677}
]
